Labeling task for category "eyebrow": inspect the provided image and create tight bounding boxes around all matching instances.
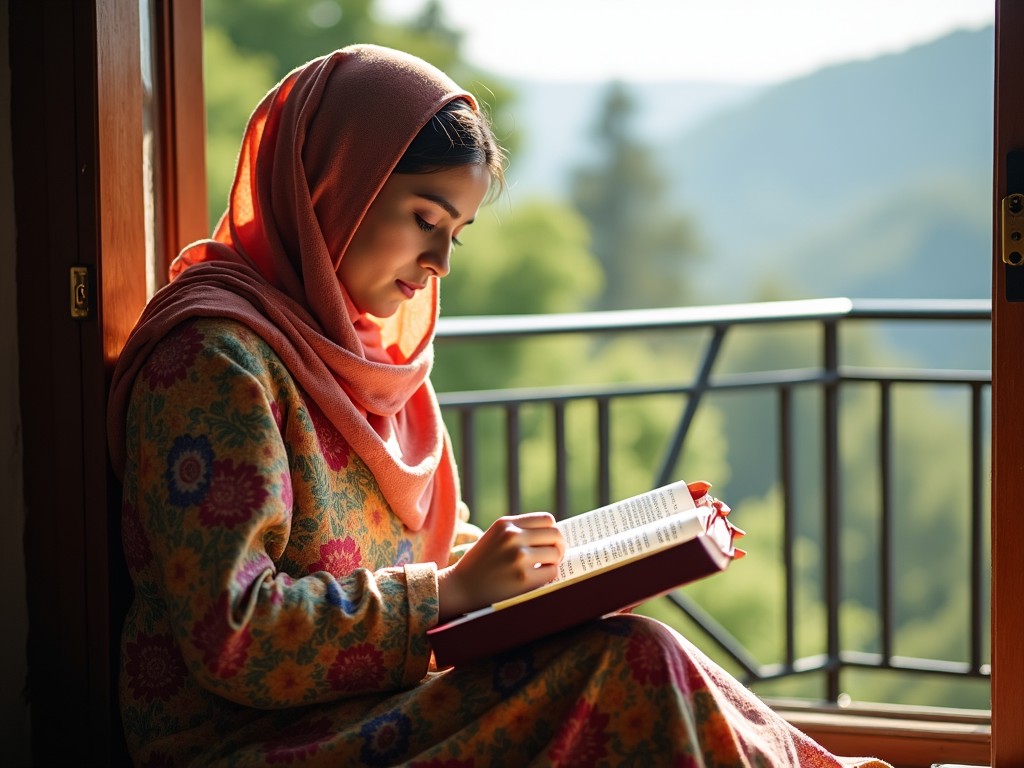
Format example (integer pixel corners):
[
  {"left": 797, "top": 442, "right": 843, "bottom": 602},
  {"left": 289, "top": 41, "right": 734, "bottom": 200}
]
[{"left": 415, "top": 192, "right": 474, "bottom": 224}]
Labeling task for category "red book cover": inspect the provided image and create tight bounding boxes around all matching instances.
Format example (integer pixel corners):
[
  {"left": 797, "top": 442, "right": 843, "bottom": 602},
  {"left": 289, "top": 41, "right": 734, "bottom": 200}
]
[{"left": 428, "top": 483, "right": 740, "bottom": 668}]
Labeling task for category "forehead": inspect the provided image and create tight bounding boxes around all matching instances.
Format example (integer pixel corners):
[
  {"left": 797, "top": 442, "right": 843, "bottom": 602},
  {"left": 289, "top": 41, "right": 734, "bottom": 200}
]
[{"left": 379, "top": 164, "right": 491, "bottom": 215}]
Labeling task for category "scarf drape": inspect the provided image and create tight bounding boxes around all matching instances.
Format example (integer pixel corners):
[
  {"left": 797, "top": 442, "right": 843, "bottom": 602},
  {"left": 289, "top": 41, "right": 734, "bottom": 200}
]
[{"left": 107, "top": 44, "right": 475, "bottom": 566}]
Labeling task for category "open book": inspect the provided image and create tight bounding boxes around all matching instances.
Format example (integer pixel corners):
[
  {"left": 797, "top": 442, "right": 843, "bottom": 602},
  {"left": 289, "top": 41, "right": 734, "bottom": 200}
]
[{"left": 427, "top": 479, "right": 742, "bottom": 667}]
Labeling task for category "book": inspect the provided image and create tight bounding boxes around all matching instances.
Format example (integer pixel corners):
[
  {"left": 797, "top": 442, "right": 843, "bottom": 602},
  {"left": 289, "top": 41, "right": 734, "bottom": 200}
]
[{"left": 427, "top": 479, "right": 742, "bottom": 667}]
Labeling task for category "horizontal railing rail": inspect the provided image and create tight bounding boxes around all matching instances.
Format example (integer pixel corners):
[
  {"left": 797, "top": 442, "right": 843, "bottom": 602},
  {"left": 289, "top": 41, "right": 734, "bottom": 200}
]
[{"left": 434, "top": 298, "right": 992, "bottom": 704}]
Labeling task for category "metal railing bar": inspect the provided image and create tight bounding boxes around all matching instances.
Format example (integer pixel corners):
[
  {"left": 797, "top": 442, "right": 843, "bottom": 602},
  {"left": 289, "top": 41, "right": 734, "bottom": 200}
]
[
  {"left": 554, "top": 402, "right": 568, "bottom": 521},
  {"left": 880, "top": 381, "right": 894, "bottom": 663},
  {"left": 840, "top": 368, "right": 991, "bottom": 385},
  {"left": 597, "top": 398, "right": 611, "bottom": 506},
  {"left": 664, "top": 591, "right": 764, "bottom": 679},
  {"left": 780, "top": 386, "right": 796, "bottom": 668},
  {"left": 437, "top": 368, "right": 986, "bottom": 410},
  {"left": 841, "top": 298, "right": 991, "bottom": 320},
  {"left": 824, "top": 320, "right": 841, "bottom": 702},
  {"left": 436, "top": 299, "right": 858, "bottom": 339},
  {"left": 433, "top": 301, "right": 993, "bottom": 696},
  {"left": 434, "top": 298, "right": 990, "bottom": 341},
  {"left": 838, "top": 651, "right": 988, "bottom": 678},
  {"left": 438, "top": 369, "right": 841, "bottom": 409},
  {"left": 754, "top": 651, "right": 990, "bottom": 681},
  {"left": 505, "top": 406, "right": 520, "bottom": 514},
  {"left": 970, "top": 382, "right": 985, "bottom": 673},
  {"left": 751, "top": 654, "right": 838, "bottom": 682},
  {"left": 656, "top": 325, "right": 727, "bottom": 487}
]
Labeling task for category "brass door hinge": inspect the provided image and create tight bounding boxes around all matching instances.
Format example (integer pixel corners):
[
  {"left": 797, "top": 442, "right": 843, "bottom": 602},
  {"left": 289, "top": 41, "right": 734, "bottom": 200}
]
[{"left": 70, "top": 266, "right": 90, "bottom": 319}]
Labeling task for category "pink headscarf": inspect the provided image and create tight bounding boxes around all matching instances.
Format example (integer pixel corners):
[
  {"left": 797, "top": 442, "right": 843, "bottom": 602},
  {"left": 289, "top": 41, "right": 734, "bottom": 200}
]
[{"left": 107, "top": 44, "right": 477, "bottom": 565}]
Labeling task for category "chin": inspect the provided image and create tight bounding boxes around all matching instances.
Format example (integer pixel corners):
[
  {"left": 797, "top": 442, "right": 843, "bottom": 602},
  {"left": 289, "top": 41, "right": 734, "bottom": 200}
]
[{"left": 367, "top": 304, "right": 401, "bottom": 320}]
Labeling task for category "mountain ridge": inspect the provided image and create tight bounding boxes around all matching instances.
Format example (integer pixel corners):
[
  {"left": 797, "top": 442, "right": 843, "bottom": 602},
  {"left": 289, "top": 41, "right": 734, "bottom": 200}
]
[{"left": 503, "top": 25, "right": 995, "bottom": 305}]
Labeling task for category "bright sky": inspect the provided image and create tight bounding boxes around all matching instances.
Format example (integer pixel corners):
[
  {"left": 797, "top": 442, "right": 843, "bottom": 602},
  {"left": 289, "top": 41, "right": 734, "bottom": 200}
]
[{"left": 375, "top": 0, "right": 995, "bottom": 83}]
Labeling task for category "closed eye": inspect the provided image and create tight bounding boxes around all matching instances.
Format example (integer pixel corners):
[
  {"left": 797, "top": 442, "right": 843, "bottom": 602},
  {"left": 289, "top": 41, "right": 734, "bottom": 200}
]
[{"left": 417, "top": 214, "right": 463, "bottom": 247}]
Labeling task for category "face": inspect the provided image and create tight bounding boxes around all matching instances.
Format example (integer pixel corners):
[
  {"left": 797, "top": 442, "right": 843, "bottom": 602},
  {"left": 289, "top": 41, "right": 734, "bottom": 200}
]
[{"left": 338, "top": 163, "right": 491, "bottom": 318}]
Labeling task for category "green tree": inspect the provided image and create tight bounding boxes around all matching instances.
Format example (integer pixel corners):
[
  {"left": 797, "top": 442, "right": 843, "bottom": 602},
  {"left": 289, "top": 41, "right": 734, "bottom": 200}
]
[
  {"left": 204, "top": 0, "right": 377, "bottom": 80},
  {"left": 571, "top": 82, "right": 702, "bottom": 311},
  {"left": 203, "top": 0, "right": 516, "bottom": 229}
]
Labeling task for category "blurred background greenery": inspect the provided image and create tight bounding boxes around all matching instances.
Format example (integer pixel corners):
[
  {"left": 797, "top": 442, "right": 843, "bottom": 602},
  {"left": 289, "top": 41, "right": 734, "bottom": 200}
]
[{"left": 203, "top": 0, "right": 992, "bottom": 710}]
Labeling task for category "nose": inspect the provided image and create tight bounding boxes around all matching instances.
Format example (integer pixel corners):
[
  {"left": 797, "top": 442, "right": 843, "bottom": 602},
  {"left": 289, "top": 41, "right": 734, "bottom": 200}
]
[{"left": 419, "top": 242, "right": 451, "bottom": 278}]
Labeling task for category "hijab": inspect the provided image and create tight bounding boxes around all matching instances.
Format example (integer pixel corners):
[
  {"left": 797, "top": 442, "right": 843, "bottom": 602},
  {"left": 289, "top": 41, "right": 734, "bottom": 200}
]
[{"left": 107, "top": 44, "right": 476, "bottom": 566}]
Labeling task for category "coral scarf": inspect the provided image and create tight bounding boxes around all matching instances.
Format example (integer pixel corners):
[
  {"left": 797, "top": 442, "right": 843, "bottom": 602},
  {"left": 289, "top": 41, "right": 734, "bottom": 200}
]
[{"left": 107, "top": 44, "right": 474, "bottom": 566}]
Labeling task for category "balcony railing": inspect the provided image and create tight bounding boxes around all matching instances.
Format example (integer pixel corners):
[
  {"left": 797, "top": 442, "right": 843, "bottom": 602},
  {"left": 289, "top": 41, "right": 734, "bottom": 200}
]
[{"left": 434, "top": 298, "right": 992, "bottom": 711}]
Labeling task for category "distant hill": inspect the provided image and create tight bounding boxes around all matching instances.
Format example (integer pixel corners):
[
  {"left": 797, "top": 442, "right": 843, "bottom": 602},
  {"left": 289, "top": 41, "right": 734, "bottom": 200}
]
[
  {"left": 665, "top": 26, "right": 995, "bottom": 302},
  {"left": 502, "top": 26, "right": 995, "bottom": 306},
  {"left": 504, "top": 79, "right": 762, "bottom": 199}
]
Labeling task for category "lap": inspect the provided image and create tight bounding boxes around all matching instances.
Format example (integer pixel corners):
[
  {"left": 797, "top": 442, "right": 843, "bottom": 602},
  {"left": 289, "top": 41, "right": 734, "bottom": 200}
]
[{"left": 198, "top": 615, "right": 887, "bottom": 767}]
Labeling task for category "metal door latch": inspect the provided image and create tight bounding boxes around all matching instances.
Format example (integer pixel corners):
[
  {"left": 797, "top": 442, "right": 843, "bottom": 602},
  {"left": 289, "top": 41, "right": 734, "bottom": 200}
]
[
  {"left": 70, "top": 266, "right": 90, "bottom": 319},
  {"left": 1002, "top": 193, "right": 1024, "bottom": 266}
]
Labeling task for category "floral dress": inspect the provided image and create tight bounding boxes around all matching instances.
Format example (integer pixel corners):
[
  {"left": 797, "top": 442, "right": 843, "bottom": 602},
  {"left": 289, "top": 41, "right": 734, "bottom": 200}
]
[{"left": 118, "top": 317, "right": 890, "bottom": 767}]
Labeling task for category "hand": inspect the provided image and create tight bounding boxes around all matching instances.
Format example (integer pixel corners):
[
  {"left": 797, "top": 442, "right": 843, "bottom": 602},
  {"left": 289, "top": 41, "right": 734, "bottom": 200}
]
[
  {"left": 687, "top": 480, "right": 731, "bottom": 517},
  {"left": 437, "top": 512, "right": 565, "bottom": 621},
  {"left": 688, "top": 481, "right": 745, "bottom": 557}
]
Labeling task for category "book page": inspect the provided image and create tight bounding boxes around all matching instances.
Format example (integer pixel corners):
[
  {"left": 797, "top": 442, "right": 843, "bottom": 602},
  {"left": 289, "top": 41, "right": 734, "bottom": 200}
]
[
  {"left": 554, "top": 505, "right": 707, "bottom": 583},
  {"left": 556, "top": 480, "right": 696, "bottom": 549}
]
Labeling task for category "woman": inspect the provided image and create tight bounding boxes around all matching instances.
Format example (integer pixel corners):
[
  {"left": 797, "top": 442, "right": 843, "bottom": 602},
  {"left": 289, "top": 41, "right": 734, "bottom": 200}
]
[{"left": 107, "top": 44, "right": 891, "bottom": 766}]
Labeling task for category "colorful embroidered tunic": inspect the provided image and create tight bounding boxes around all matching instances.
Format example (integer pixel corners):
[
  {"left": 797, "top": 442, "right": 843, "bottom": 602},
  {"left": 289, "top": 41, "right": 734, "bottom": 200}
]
[{"left": 118, "top": 317, "right": 891, "bottom": 767}]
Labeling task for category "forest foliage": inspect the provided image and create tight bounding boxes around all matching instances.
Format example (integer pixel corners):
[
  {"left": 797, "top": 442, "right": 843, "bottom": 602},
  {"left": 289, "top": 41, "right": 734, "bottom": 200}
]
[{"left": 203, "top": 0, "right": 991, "bottom": 710}]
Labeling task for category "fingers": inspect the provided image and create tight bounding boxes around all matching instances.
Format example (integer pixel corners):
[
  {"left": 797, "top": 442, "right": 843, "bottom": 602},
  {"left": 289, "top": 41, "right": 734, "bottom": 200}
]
[
  {"left": 505, "top": 511, "right": 557, "bottom": 528},
  {"left": 493, "top": 513, "right": 565, "bottom": 559},
  {"left": 686, "top": 481, "right": 731, "bottom": 518}
]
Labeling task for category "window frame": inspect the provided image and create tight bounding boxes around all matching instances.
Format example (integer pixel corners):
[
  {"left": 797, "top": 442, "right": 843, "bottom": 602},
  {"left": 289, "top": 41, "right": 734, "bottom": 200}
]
[
  {"left": 12, "top": 1, "right": 1020, "bottom": 765},
  {"left": 990, "top": 0, "right": 1024, "bottom": 764}
]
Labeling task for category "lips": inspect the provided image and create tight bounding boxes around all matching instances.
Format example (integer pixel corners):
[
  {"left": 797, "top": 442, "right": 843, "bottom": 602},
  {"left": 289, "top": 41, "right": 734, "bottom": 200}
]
[{"left": 396, "top": 279, "right": 423, "bottom": 299}]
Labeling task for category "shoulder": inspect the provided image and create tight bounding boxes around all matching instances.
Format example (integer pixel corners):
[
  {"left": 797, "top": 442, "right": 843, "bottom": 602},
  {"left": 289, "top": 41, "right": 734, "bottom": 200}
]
[{"left": 137, "top": 317, "right": 294, "bottom": 396}]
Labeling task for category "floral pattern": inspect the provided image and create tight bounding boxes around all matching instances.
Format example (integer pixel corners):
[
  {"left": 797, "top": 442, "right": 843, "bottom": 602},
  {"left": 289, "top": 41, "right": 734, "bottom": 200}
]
[
  {"left": 360, "top": 711, "right": 413, "bottom": 766},
  {"left": 198, "top": 458, "right": 268, "bottom": 527},
  {"left": 119, "top": 318, "right": 893, "bottom": 767},
  {"left": 548, "top": 700, "right": 611, "bottom": 766},
  {"left": 141, "top": 322, "right": 203, "bottom": 389},
  {"left": 124, "top": 630, "right": 187, "bottom": 703},
  {"left": 165, "top": 433, "right": 213, "bottom": 506}
]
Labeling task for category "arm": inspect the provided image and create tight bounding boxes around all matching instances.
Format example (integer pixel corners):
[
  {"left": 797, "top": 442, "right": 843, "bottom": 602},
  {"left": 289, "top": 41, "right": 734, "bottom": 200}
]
[{"left": 124, "top": 320, "right": 437, "bottom": 708}]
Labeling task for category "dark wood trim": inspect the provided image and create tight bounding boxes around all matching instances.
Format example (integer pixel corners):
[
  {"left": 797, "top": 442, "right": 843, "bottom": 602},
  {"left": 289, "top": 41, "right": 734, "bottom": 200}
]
[
  {"left": 12, "top": 0, "right": 145, "bottom": 764},
  {"left": 992, "top": 1, "right": 1024, "bottom": 765},
  {"left": 13, "top": 1, "right": 93, "bottom": 761}
]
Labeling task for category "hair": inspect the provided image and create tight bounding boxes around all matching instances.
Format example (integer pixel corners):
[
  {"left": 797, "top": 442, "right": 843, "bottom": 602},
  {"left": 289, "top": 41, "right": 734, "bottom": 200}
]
[{"left": 394, "top": 99, "right": 507, "bottom": 200}]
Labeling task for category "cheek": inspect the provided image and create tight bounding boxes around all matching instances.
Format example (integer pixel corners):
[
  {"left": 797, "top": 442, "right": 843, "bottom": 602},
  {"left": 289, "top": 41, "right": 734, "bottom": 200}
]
[{"left": 350, "top": 219, "right": 405, "bottom": 261}]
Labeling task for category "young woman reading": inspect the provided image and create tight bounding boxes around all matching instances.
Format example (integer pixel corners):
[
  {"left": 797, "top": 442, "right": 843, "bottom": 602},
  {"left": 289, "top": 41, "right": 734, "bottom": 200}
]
[{"left": 107, "top": 44, "right": 892, "bottom": 767}]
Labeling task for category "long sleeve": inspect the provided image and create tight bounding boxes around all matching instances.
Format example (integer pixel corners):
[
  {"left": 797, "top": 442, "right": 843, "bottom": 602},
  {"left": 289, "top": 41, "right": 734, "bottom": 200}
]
[{"left": 120, "top": 318, "right": 444, "bottom": 710}]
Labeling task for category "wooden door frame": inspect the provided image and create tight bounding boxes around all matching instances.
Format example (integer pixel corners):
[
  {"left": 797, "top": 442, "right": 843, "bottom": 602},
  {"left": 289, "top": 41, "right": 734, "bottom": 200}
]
[
  {"left": 11, "top": 1, "right": 205, "bottom": 763},
  {"left": 991, "top": 1, "right": 1024, "bottom": 764}
]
